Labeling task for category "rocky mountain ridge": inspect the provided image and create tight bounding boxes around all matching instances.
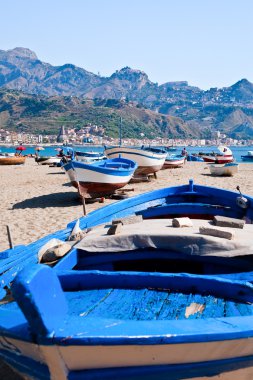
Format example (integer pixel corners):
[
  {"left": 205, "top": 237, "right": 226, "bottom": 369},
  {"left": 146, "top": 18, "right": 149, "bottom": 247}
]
[{"left": 1, "top": 48, "right": 253, "bottom": 138}]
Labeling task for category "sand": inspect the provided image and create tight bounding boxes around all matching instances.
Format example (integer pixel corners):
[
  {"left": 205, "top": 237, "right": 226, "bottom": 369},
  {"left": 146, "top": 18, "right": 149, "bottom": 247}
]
[{"left": 1, "top": 157, "right": 253, "bottom": 252}]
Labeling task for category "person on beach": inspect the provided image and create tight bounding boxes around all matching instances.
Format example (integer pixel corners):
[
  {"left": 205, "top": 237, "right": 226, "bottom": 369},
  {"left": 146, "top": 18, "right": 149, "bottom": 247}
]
[{"left": 181, "top": 147, "right": 188, "bottom": 156}]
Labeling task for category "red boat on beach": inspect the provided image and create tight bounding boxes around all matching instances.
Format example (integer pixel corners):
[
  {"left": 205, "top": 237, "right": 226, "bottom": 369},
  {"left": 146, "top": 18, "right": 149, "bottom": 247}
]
[{"left": 199, "top": 146, "right": 234, "bottom": 164}]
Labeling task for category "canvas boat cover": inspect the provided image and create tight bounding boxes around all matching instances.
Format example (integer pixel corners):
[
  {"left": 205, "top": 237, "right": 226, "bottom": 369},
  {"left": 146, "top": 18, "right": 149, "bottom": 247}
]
[{"left": 76, "top": 219, "right": 253, "bottom": 257}]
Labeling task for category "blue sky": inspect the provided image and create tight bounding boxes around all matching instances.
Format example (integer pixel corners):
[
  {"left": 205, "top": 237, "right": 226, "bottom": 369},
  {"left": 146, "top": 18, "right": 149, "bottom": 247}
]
[{"left": 1, "top": 0, "right": 252, "bottom": 89}]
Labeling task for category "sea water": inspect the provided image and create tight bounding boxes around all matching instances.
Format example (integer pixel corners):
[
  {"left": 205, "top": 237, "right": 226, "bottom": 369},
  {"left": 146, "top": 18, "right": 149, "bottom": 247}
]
[{"left": 0, "top": 145, "right": 252, "bottom": 163}]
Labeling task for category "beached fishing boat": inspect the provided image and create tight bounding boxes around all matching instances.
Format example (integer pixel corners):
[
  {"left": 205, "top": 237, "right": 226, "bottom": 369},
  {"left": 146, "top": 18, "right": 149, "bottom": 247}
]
[
  {"left": 104, "top": 146, "right": 167, "bottom": 175},
  {"left": 1, "top": 180, "right": 253, "bottom": 379},
  {"left": 61, "top": 159, "right": 78, "bottom": 187},
  {"left": 35, "top": 156, "right": 62, "bottom": 165},
  {"left": 162, "top": 154, "right": 186, "bottom": 169},
  {"left": 209, "top": 162, "right": 239, "bottom": 176},
  {"left": 0, "top": 154, "right": 26, "bottom": 165},
  {"left": 62, "top": 151, "right": 107, "bottom": 188},
  {"left": 187, "top": 154, "right": 204, "bottom": 162},
  {"left": 199, "top": 146, "right": 234, "bottom": 164},
  {"left": 241, "top": 151, "right": 253, "bottom": 161},
  {"left": 75, "top": 150, "right": 106, "bottom": 162},
  {"left": 72, "top": 157, "right": 137, "bottom": 198}
]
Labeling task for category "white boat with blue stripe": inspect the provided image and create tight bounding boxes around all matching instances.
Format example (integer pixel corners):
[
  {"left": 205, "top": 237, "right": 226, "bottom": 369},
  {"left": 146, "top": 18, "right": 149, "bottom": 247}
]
[
  {"left": 72, "top": 157, "right": 137, "bottom": 198},
  {"left": 104, "top": 145, "right": 167, "bottom": 175}
]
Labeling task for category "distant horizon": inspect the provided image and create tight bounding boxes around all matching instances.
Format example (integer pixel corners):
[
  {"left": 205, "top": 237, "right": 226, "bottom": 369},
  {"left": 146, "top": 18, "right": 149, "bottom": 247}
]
[{"left": 1, "top": 0, "right": 253, "bottom": 90}]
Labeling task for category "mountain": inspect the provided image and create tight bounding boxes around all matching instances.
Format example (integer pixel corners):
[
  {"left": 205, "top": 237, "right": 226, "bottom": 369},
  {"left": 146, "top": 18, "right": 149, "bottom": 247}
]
[
  {"left": 1, "top": 47, "right": 253, "bottom": 139},
  {"left": 0, "top": 88, "right": 190, "bottom": 138},
  {"left": 0, "top": 47, "right": 102, "bottom": 96}
]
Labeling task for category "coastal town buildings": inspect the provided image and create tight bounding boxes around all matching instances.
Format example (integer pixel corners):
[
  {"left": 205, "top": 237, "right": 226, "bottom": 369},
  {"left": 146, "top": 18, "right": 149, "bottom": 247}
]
[{"left": 0, "top": 127, "right": 253, "bottom": 147}]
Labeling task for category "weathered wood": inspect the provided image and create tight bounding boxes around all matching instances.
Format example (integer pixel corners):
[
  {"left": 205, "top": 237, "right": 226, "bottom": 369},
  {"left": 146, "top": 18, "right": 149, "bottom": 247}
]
[
  {"left": 213, "top": 215, "right": 245, "bottom": 229},
  {"left": 172, "top": 217, "right": 193, "bottom": 228},
  {"left": 6, "top": 225, "right": 14, "bottom": 249},
  {"left": 107, "top": 223, "right": 123, "bottom": 235},
  {"left": 199, "top": 226, "right": 234, "bottom": 240},
  {"left": 112, "top": 215, "right": 143, "bottom": 225}
]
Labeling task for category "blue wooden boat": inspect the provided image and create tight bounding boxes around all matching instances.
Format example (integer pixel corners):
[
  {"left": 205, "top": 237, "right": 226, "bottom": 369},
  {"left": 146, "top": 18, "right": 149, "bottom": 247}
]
[
  {"left": 1, "top": 180, "right": 253, "bottom": 379},
  {"left": 187, "top": 154, "right": 204, "bottom": 162},
  {"left": 241, "top": 151, "right": 253, "bottom": 161},
  {"left": 61, "top": 150, "right": 106, "bottom": 188},
  {"left": 71, "top": 157, "right": 137, "bottom": 199},
  {"left": 162, "top": 154, "right": 186, "bottom": 169}
]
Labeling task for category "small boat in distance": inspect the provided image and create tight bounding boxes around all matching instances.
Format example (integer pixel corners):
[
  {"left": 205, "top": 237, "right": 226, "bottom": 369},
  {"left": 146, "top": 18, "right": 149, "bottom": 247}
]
[
  {"left": 241, "top": 151, "right": 253, "bottom": 161},
  {"left": 72, "top": 157, "right": 137, "bottom": 198},
  {"left": 75, "top": 150, "right": 106, "bottom": 163},
  {"left": 209, "top": 162, "right": 239, "bottom": 176},
  {"left": 199, "top": 146, "right": 234, "bottom": 164},
  {"left": 166, "top": 145, "right": 177, "bottom": 152},
  {"left": 162, "top": 154, "right": 186, "bottom": 169},
  {"left": 35, "top": 156, "right": 61, "bottom": 165},
  {"left": 0, "top": 154, "right": 26, "bottom": 165},
  {"left": 104, "top": 145, "right": 167, "bottom": 175}
]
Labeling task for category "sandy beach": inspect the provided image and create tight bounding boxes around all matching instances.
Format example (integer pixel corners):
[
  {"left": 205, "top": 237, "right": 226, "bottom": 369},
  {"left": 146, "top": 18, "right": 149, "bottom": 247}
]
[{"left": 1, "top": 157, "right": 253, "bottom": 252}]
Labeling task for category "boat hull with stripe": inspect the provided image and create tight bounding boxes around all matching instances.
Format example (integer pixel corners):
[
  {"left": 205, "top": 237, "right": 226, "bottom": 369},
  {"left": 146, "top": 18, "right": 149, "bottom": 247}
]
[
  {"left": 209, "top": 163, "right": 239, "bottom": 176},
  {"left": 162, "top": 154, "right": 186, "bottom": 169},
  {"left": 72, "top": 157, "right": 137, "bottom": 198},
  {"left": 0, "top": 156, "right": 26, "bottom": 165},
  {"left": 104, "top": 146, "right": 167, "bottom": 175}
]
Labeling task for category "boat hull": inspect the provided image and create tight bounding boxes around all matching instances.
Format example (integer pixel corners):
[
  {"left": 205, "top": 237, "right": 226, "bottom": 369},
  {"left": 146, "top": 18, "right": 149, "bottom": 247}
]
[
  {"left": 209, "top": 163, "right": 239, "bottom": 176},
  {"left": 62, "top": 161, "right": 78, "bottom": 188},
  {"left": 35, "top": 156, "right": 61, "bottom": 165},
  {"left": 241, "top": 156, "right": 253, "bottom": 161},
  {"left": 0, "top": 156, "right": 25, "bottom": 165},
  {"left": 162, "top": 156, "right": 185, "bottom": 169},
  {"left": 105, "top": 147, "right": 167, "bottom": 175},
  {"left": 202, "top": 155, "right": 234, "bottom": 164},
  {"left": 2, "top": 336, "right": 253, "bottom": 380},
  {"left": 72, "top": 158, "right": 136, "bottom": 198}
]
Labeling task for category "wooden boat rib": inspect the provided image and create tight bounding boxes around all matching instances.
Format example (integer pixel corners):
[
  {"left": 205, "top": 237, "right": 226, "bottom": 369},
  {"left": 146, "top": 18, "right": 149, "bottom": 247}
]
[
  {"left": 1, "top": 180, "right": 253, "bottom": 379},
  {"left": 0, "top": 155, "right": 26, "bottom": 165}
]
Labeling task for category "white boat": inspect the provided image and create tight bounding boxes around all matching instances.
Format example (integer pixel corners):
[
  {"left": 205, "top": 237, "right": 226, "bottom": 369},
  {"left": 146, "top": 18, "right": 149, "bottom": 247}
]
[
  {"left": 61, "top": 151, "right": 106, "bottom": 188},
  {"left": 72, "top": 157, "right": 137, "bottom": 198},
  {"left": 209, "top": 162, "right": 239, "bottom": 176},
  {"left": 104, "top": 146, "right": 167, "bottom": 175},
  {"left": 35, "top": 156, "right": 61, "bottom": 165},
  {"left": 75, "top": 150, "right": 106, "bottom": 163},
  {"left": 162, "top": 154, "right": 186, "bottom": 169}
]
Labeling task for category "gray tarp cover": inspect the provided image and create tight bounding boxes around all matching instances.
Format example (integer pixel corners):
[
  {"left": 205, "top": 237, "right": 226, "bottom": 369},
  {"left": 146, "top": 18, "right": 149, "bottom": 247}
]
[{"left": 75, "top": 219, "right": 253, "bottom": 257}]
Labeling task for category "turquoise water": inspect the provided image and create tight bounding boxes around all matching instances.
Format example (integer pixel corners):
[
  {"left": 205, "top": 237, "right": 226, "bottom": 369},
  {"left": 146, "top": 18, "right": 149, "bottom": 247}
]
[{"left": 0, "top": 144, "right": 253, "bottom": 163}]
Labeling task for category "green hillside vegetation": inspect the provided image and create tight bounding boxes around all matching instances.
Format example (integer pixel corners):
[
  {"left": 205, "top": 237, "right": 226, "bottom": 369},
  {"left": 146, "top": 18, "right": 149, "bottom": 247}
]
[{"left": 0, "top": 89, "right": 189, "bottom": 138}]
